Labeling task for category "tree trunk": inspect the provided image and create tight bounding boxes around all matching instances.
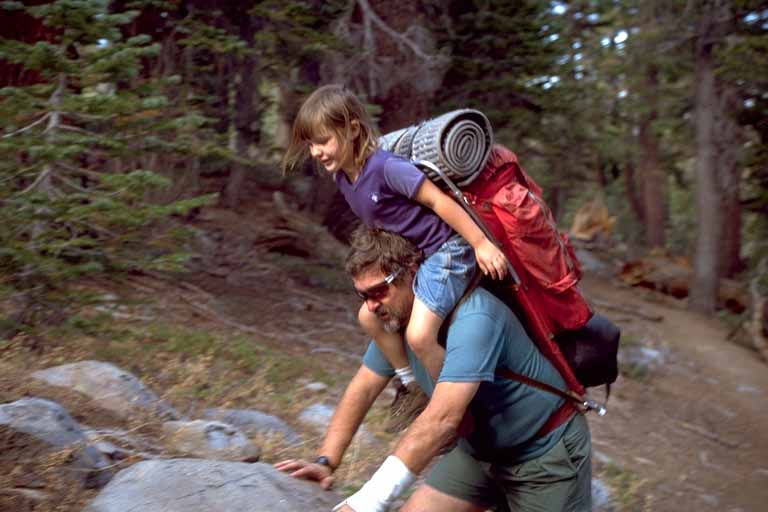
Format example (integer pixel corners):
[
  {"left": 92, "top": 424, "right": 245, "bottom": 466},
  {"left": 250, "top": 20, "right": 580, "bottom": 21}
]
[
  {"left": 690, "top": 6, "right": 724, "bottom": 313},
  {"left": 639, "top": 63, "right": 666, "bottom": 248},
  {"left": 221, "top": 23, "right": 260, "bottom": 209},
  {"left": 716, "top": 87, "right": 744, "bottom": 278},
  {"left": 623, "top": 159, "right": 645, "bottom": 225},
  {"left": 367, "top": 0, "right": 434, "bottom": 132}
]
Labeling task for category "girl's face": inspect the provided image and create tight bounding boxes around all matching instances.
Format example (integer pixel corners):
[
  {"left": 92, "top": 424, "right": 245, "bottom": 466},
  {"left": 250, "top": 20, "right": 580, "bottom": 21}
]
[{"left": 308, "top": 129, "right": 349, "bottom": 174}]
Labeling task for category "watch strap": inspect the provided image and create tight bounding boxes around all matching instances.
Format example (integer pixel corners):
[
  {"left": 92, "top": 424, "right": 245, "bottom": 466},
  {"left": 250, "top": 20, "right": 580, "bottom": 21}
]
[{"left": 314, "top": 455, "right": 335, "bottom": 472}]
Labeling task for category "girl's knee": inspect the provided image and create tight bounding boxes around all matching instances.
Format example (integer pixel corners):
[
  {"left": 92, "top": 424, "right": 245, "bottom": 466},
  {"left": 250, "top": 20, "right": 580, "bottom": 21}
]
[
  {"left": 358, "top": 304, "right": 382, "bottom": 335},
  {"left": 406, "top": 322, "right": 437, "bottom": 354}
]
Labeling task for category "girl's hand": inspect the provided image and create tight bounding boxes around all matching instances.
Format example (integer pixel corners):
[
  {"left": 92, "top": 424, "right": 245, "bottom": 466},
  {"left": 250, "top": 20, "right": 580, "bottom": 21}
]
[
  {"left": 476, "top": 239, "right": 508, "bottom": 280},
  {"left": 274, "top": 459, "right": 335, "bottom": 490}
]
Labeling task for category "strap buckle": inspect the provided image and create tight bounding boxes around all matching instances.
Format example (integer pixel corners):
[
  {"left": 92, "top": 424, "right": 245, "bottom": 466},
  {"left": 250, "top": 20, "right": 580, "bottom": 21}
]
[{"left": 581, "top": 398, "right": 607, "bottom": 416}]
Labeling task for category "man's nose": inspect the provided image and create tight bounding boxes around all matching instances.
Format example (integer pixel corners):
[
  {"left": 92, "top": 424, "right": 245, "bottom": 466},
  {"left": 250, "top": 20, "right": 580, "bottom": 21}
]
[{"left": 365, "top": 298, "right": 380, "bottom": 312}]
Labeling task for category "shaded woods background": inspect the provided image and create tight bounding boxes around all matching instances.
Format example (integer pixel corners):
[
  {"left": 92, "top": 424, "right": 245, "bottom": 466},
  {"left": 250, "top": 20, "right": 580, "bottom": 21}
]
[{"left": 1, "top": 0, "right": 767, "bottom": 343}]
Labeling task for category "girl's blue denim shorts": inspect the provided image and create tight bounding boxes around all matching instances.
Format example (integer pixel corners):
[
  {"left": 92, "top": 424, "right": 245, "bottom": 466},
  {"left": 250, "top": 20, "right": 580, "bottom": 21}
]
[{"left": 413, "top": 235, "right": 477, "bottom": 319}]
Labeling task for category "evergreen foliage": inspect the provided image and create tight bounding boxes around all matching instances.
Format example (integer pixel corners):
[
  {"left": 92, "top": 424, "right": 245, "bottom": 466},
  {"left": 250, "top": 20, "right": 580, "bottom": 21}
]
[{"left": 0, "top": 0, "right": 215, "bottom": 330}]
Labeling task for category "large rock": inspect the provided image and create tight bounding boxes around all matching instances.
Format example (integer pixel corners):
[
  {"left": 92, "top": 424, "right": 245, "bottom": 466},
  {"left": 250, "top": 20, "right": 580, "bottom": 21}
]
[
  {"left": 162, "top": 420, "right": 260, "bottom": 461},
  {"left": 618, "top": 345, "right": 666, "bottom": 378},
  {"left": 203, "top": 408, "right": 302, "bottom": 446},
  {"left": 0, "top": 398, "right": 112, "bottom": 488},
  {"left": 31, "top": 360, "right": 179, "bottom": 420},
  {"left": 592, "top": 477, "right": 614, "bottom": 511},
  {"left": 298, "top": 403, "right": 375, "bottom": 445},
  {"left": 85, "top": 459, "right": 341, "bottom": 512}
]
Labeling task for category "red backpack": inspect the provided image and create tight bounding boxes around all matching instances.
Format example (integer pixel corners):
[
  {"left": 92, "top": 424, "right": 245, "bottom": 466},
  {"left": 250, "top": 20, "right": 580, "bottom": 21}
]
[{"left": 421, "top": 144, "right": 619, "bottom": 427}]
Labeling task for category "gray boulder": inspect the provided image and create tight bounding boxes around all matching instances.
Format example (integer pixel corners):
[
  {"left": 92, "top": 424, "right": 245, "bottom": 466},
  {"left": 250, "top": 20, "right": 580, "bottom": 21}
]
[
  {"left": 618, "top": 345, "right": 666, "bottom": 378},
  {"left": 85, "top": 459, "right": 341, "bottom": 512},
  {"left": 31, "top": 360, "right": 179, "bottom": 420},
  {"left": 0, "top": 398, "right": 112, "bottom": 488},
  {"left": 592, "top": 477, "right": 614, "bottom": 511},
  {"left": 299, "top": 403, "right": 375, "bottom": 445},
  {"left": 203, "top": 408, "right": 302, "bottom": 446},
  {"left": 162, "top": 420, "right": 260, "bottom": 461}
]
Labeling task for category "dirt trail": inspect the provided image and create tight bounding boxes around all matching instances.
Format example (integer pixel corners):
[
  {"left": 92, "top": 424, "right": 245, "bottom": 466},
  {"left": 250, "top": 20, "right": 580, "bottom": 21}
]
[{"left": 580, "top": 274, "right": 768, "bottom": 511}]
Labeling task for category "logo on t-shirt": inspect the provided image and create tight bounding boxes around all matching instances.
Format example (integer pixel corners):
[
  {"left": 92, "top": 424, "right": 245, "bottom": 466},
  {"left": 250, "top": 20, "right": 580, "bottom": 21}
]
[{"left": 370, "top": 193, "right": 379, "bottom": 203}]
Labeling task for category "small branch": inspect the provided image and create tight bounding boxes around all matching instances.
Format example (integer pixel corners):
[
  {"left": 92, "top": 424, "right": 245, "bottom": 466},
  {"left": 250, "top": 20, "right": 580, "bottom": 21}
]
[
  {"left": 59, "top": 124, "right": 102, "bottom": 137},
  {"left": 0, "top": 163, "right": 43, "bottom": 186},
  {"left": 58, "top": 161, "right": 104, "bottom": 180},
  {"left": 63, "top": 111, "right": 114, "bottom": 122},
  {"left": 54, "top": 174, "right": 91, "bottom": 193},
  {"left": 18, "top": 166, "right": 53, "bottom": 195},
  {"left": 356, "top": 0, "right": 444, "bottom": 62},
  {"left": 1, "top": 112, "right": 50, "bottom": 139}
]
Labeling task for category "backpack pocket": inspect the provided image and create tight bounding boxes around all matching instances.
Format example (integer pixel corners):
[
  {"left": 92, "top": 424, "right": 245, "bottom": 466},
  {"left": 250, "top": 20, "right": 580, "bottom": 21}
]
[{"left": 493, "top": 182, "right": 579, "bottom": 293}]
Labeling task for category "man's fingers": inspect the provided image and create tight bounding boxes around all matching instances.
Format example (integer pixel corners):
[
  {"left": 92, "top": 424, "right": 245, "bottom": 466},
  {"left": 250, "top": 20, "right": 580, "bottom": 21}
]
[
  {"left": 320, "top": 475, "right": 335, "bottom": 490},
  {"left": 274, "top": 459, "right": 305, "bottom": 472},
  {"left": 290, "top": 466, "right": 312, "bottom": 478}
]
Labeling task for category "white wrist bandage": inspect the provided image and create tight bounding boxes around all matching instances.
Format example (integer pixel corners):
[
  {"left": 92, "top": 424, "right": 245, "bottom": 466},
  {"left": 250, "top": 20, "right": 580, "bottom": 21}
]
[{"left": 333, "top": 456, "right": 417, "bottom": 512}]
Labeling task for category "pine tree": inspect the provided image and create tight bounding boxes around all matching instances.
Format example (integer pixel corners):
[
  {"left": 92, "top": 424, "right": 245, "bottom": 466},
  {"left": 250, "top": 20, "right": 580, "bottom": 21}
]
[{"left": 0, "top": 0, "right": 214, "bottom": 332}]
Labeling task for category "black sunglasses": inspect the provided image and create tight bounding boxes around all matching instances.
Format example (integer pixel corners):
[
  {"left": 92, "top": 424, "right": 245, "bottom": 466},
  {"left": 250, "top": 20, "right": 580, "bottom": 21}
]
[{"left": 354, "top": 268, "right": 403, "bottom": 302}]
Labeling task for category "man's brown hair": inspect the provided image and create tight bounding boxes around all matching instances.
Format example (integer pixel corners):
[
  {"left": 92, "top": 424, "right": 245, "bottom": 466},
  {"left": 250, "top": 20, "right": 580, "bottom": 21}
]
[{"left": 345, "top": 227, "right": 424, "bottom": 279}]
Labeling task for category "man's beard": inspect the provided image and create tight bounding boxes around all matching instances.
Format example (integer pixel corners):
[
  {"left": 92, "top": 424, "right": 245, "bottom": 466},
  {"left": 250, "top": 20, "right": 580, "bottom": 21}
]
[{"left": 378, "top": 306, "right": 406, "bottom": 334}]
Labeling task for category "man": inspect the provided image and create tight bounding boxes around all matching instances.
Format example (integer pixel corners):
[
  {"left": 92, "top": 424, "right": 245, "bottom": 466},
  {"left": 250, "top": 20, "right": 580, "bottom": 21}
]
[{"left": 275, "top": 228, "right": 592, "bottom": 512}]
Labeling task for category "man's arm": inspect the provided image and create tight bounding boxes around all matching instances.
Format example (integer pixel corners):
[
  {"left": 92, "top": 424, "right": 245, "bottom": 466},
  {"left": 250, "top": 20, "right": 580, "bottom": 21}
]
[
  {"left": 275, "top": 365, "right": 389, "bottom": 487},
  {"left": 393, "top": 380, "right": 479, "bottom": 473},
  {"left": 320, "top": 365, "right": 390, "bottom": 467},
  {"left": 337, "top": 380, "right": 480, "bottom": 512}
]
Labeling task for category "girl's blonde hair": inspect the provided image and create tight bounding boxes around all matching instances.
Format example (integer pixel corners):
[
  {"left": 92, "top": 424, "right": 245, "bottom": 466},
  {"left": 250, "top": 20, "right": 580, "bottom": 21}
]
[{"left": 282, "top": 84, "right": 379, "bottom": 175}]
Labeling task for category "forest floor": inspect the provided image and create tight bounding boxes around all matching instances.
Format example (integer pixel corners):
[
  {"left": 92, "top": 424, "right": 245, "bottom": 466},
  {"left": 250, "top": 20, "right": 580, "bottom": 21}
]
[{"left": 2, "top": 192, "right": 768, "bottom": 512}]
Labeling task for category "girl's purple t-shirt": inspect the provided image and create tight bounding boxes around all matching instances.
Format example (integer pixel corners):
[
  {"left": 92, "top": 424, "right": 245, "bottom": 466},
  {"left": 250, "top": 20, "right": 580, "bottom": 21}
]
[{"left": 335, "top": 149, "right": 454, "bottom": 256}]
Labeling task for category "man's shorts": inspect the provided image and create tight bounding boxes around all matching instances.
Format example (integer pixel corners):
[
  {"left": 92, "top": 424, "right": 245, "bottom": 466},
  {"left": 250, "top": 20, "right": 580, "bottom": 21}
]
[
  {"left": 413, "top": 235, "right": 476, "bottom": 319},
  {"left": 425, "top": 413, "right": 592, "bottom": 511}
]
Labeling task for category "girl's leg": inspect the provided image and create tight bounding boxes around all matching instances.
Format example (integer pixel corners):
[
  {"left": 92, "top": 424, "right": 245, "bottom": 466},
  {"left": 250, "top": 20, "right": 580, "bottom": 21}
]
[
  {"left": 405, "top": 298, "right": 446, "bottom": 382},
  {"left": 358, "top": 303, "right": 429, "bottom": 433}
]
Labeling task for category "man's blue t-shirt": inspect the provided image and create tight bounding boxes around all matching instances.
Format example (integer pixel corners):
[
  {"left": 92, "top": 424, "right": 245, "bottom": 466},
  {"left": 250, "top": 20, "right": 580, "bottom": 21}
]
[
  {"left": 335, "top": 149, "right": 454, "bottom": 256},
  {"left": 363, "top": 288, "right": 570, "bottom": 463}
]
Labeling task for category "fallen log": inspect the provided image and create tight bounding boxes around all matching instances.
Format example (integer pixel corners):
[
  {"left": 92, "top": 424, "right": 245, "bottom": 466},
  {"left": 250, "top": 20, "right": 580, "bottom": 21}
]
[
  {"left": 592, "top": 299, "right": 663, "bottom": 322},
  {"left": 619, "top": 256, "right": 748, "bottom": 314},
  {"left": 267, "top": 192, "right": 348, "bottom": 264}
]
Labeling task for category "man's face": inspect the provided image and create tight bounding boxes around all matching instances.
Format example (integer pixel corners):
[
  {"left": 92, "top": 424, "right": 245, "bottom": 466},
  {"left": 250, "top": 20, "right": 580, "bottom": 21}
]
[{"left": 352, "top": 267, "right": 414, "bottom": 334}]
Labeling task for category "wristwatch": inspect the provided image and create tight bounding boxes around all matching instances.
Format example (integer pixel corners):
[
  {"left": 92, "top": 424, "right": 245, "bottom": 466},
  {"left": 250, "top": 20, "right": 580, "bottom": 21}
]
[{"left": 314, "top": 455, "right": 335, "bottom": 472}]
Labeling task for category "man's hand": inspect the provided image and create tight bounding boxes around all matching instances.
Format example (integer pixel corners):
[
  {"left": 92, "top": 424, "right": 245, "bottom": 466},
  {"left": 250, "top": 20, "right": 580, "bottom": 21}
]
[{"left": 274, "top": 459, "right": 334, "bottom": 490}]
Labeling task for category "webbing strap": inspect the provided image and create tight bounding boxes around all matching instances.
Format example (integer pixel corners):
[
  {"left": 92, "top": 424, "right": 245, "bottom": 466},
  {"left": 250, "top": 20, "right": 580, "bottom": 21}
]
[
  {"left": 495, "top": 367, "right": 583, "bottom": 405},
  {"left": 495, "top": 367, "right": 608, "bottom": 417}
]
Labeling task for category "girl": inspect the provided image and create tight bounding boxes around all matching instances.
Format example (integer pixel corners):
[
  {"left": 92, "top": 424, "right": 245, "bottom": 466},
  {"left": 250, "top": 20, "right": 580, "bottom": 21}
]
[{"left": 283, "top": 84, "right": 508, "bottom": 430}]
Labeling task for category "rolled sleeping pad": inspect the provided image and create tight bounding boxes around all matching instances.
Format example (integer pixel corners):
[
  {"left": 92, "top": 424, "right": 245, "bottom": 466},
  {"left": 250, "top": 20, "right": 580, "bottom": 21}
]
[{"left": 379, "top": 109, "right": 493, "bottom": 188}]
